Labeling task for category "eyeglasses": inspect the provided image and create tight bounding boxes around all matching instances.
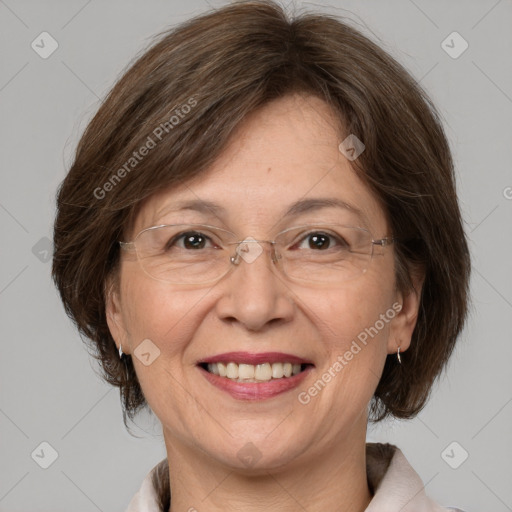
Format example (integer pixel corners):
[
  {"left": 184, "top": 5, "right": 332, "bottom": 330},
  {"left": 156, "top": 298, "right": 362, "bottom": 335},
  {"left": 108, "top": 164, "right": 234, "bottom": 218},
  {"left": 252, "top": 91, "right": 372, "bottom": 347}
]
[{"left": 119, "top": 223, "right": 395, "bottom": 286}]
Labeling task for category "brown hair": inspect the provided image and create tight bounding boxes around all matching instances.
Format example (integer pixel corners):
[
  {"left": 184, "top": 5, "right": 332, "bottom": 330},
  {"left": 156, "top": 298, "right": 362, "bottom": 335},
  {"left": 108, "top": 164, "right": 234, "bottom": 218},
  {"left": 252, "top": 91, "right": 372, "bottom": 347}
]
[{"left": 52, "top": 1, "right": 470, "bottom": 435}]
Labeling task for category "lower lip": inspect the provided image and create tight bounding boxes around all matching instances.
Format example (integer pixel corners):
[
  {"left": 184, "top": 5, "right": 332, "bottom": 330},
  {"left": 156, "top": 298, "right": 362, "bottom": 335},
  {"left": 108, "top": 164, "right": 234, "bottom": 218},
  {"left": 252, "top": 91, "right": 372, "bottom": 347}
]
[{"left": 197, "top": 365, "right": 313, "bottom": 401}]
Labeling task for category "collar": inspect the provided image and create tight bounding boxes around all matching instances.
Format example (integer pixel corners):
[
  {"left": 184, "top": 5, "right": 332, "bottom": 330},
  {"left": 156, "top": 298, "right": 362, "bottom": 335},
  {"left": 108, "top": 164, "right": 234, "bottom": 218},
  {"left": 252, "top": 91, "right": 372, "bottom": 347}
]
[{"left": 125, "top": 443, "right": 463, "bottom": 512}]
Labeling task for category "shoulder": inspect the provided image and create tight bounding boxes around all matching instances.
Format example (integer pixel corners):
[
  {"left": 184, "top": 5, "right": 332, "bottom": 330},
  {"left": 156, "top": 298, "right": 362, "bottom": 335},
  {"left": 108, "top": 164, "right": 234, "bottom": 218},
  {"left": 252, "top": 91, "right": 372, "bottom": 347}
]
[
  {"left": 365, "top": 442, "right": 469, "bottom": 512},
  {"left": 125, "top": 458, "right": 169, "bottom": 512}
]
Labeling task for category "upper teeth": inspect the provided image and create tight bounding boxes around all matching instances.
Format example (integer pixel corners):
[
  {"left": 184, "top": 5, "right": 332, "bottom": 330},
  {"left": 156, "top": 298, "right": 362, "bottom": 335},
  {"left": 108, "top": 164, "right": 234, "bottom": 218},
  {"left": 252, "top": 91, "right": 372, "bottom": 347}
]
[{"left": 206, "top": 362, "right": 302, "bottom": 381}]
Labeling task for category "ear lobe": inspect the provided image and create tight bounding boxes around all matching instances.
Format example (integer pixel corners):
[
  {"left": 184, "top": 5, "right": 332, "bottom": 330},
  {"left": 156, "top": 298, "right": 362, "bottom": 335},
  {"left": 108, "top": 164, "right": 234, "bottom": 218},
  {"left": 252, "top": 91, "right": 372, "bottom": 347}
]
[
  {"left": 105, "top": 276, "right": 128, "bottom": 355},
  {"left": 387, "top": 273, "right": 424, "bottom": 355}
]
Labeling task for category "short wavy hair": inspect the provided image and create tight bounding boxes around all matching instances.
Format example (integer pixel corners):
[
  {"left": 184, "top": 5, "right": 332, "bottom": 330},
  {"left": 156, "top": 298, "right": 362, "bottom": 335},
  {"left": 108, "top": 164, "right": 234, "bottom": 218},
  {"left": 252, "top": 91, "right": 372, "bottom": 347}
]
[{"left": 52, "top": 0, "right": 471, "bottom": 428}]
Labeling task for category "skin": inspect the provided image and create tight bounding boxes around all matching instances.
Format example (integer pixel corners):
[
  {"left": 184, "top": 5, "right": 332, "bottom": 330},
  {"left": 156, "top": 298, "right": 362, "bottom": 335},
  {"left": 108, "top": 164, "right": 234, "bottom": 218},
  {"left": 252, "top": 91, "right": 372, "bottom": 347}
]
[{"left": 106, "top": 93, "right": 423, "bottom": 512}]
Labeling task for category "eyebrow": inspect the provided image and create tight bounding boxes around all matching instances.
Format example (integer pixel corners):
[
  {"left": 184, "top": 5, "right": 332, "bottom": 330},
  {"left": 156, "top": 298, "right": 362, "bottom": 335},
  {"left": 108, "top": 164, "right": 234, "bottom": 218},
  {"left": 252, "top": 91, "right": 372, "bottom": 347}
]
[
  {"left": 282, "top": 197, "right": 366, "bottom": 222},
  {"left": 159, "top": 197, "right": 368, "bottom": 224}
]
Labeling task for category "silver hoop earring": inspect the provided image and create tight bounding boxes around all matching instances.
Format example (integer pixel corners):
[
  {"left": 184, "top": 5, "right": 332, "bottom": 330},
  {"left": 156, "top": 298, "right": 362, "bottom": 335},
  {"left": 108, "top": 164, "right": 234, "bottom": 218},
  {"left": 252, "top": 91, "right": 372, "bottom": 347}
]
[{"left": 397, "top": 346, "right": 402, "bottom": 364}]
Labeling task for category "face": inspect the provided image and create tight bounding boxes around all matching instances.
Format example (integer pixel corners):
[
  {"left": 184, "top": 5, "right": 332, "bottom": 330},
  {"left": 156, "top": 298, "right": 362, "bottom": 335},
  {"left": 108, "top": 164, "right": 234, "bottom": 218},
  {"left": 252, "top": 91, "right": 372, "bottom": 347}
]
[{"left": 107, "top": 93, "right": 421, "bottom": 472}]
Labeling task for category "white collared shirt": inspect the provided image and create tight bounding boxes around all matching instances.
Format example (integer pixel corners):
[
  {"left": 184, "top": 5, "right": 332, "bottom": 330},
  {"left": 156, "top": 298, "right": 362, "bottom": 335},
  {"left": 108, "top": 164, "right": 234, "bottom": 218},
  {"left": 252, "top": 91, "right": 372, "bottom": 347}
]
[{"left": 125, "top": 444, "right": 467, "bottom": 512}]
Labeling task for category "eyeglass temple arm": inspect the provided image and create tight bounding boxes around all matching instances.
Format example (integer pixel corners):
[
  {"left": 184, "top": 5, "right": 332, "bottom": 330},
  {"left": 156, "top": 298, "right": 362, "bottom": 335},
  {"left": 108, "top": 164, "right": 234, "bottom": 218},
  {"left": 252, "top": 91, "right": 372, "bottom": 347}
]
[
  {"left": 119, "top": 241, "right": 136, "bottom": 251},
  {"left": 373, "top": 237, "right": 395, "bottom": 247}
]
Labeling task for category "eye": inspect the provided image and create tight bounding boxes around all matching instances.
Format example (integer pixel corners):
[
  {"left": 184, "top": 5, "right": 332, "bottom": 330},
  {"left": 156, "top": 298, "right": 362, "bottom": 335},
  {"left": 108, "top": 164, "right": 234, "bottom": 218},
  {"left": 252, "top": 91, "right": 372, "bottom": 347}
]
[
  {"left": 166, "top": 231, "right": 216, "bottom": 251},
  {"left": 294, "top": 230, "right": 349, "bottom": 251}
]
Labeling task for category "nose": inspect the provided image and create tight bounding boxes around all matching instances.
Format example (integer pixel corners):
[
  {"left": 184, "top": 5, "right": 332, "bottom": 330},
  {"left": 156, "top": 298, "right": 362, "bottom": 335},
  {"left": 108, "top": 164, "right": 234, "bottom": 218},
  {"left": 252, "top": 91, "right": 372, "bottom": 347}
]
[{"left": 214, "top": 239, "right": 294, "bottom": 331}]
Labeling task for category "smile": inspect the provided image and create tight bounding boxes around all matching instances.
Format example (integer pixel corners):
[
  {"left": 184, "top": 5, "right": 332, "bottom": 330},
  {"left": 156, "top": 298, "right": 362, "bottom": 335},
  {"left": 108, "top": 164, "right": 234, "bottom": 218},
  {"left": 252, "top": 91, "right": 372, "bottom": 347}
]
[
  {"left": 201, "top": 361, "right": 310, "bottom": 382},
  {"left": 196, "top": 351, "right": 314, "bottom": 400}
]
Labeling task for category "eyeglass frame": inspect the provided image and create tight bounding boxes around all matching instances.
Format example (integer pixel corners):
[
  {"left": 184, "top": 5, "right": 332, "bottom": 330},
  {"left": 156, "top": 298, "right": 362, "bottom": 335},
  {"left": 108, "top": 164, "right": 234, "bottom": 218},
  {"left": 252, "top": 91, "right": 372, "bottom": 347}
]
[{"left": 119, "top": 222, "right": 396, "bottom": 285}]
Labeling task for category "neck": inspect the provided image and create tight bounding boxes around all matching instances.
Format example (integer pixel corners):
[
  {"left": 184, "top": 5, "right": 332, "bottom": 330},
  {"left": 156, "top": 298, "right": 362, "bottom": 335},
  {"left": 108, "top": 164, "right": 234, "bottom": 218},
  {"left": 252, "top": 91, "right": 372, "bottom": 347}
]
[{"left": 164, "top": 421, "right": 372, "bottom": 512}]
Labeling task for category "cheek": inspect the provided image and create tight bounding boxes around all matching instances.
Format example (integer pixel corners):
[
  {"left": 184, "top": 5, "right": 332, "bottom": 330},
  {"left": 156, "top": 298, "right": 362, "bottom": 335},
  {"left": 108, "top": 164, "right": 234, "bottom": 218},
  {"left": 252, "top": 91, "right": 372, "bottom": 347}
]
[
  {"left": 306, "top": 270, "right": 396, "bottom": 393},
  {"left": 292, "top": 284, "right": 395, "bottom": 439},
  {"left": 313, "top": 276, "right": 395, "bottom": 347},
  {"left": 119, "top": 273, "right": 205, "bottom": 423},
  {"left": 120, "top": 267, "right": 198, "bottom": 357}
]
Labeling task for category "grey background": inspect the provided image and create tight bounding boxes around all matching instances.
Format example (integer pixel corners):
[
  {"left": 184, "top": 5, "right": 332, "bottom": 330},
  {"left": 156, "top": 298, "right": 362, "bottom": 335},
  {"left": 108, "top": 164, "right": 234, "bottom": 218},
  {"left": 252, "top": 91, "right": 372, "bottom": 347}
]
[{"left": 1, "top": 0, "right": 511, "bottom": 510}]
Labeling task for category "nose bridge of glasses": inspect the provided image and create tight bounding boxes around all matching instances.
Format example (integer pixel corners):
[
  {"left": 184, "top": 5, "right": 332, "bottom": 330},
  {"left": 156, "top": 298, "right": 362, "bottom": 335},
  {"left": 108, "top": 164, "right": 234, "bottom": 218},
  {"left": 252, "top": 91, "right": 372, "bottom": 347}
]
[{"left": 229, "top": 237, "right": 280, "bottom": 266}]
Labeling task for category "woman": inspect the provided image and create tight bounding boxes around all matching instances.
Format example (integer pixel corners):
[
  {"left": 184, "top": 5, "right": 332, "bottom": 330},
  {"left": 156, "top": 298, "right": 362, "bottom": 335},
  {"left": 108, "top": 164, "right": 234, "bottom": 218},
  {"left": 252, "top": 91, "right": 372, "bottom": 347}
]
[{"left": 52, "top": 1, "right": 470, "bottom": 511}]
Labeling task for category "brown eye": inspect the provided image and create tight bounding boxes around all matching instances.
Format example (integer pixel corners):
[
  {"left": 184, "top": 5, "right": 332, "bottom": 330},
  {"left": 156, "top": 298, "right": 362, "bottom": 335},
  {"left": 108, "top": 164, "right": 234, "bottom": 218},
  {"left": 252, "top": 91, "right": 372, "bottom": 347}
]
[
  {"left": 182, "top": 232, "right": 208, "bottom": 250},
  {"left": 166, "top": 231, "right": 212, "bottom": 251},
  {"left": 307, "top": 233, "right": 331, "bottom": 250},
  {"left": 295, "top": 231, "right": 349, "bottom": 251}
]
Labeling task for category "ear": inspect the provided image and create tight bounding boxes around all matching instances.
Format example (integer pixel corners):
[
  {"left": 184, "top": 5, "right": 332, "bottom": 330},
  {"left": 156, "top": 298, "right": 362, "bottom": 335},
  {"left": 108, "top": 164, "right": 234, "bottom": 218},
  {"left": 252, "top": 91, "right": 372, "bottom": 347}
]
[
  {"left": 387, "top": 272, "right": 424, "bottom": 355},
  {"left": 105, "top": 274, "right": 129, "bottom": 355}
]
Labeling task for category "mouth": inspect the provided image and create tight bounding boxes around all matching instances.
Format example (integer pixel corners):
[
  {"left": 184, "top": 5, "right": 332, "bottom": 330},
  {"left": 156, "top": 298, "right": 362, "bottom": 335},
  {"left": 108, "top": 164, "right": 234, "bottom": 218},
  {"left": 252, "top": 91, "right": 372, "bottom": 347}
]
[
  {"left": 198, "top": 361, "right": 313, "bottom": 382},
  {"left": 197, "top": 351, "right": 314, "bottom": 382},
  {"left": 196, "top": 352, "right": 314, "bottom": 400}
]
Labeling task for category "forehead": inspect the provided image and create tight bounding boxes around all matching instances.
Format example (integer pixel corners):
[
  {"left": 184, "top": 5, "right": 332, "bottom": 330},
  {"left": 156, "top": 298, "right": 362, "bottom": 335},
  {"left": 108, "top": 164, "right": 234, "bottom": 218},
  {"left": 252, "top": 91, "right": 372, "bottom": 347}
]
[{"left": 131, "top": 94, "right": 388, "bottom": 236}]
